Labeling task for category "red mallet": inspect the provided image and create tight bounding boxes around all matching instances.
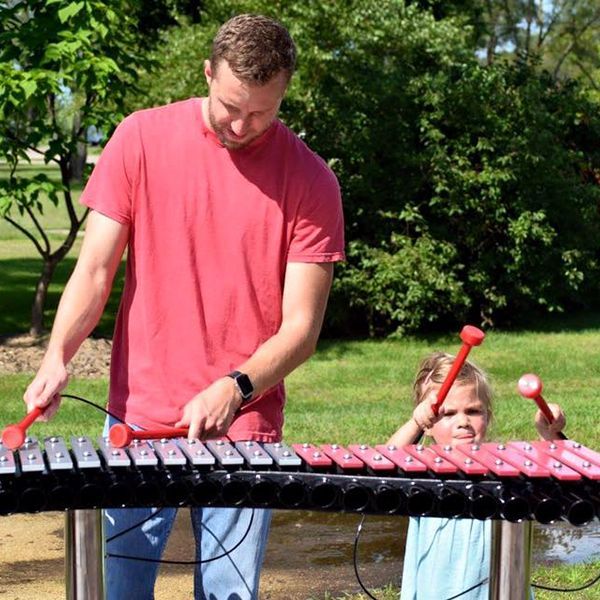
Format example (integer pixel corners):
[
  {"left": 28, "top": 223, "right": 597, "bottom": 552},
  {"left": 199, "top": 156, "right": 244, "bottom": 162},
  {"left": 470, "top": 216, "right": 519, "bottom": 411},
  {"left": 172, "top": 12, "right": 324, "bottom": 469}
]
[
  {"left": 517, "top": 373, "right": 567, "bottom": 440},
  {"left": 109, "top": 422, "right": 190, "bottom": 448},
  {"left": 432, "top": 325, "right": 486, "bottom": 415},
  {"left": 1, "top": 407, "right": 44, "bottom": 450}
]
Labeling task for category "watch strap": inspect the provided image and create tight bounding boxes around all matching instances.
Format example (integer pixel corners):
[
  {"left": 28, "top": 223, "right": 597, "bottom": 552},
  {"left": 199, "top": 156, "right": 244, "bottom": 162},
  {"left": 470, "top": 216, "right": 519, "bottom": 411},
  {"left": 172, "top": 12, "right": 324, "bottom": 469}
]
[{"left": 227, "top": 370, "right": 254, "bottom": 402}]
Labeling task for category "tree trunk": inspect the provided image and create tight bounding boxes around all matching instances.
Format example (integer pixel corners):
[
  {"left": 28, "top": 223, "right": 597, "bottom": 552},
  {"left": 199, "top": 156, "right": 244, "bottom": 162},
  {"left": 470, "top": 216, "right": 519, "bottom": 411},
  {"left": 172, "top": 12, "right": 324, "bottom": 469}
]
[
  {"left": 70, "top": 110, "right": 87, "bottom": 183},
  {"left": 30, "top": 257, "right": 58, "bottom": 337}
]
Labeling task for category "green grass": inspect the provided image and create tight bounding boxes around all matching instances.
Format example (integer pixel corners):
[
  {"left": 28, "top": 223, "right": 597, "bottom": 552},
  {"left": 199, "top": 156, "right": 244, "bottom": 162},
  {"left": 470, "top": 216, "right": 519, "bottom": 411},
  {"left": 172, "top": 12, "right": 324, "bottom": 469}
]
[
  {"left": 1, "top": 324, "right": 599, "bottom": 445},
  {"left": 314, "top": 559, "right": 600, "bottom": 599},
  {"left": 0, "top": 238, "right": 124, "bottom": 337}
]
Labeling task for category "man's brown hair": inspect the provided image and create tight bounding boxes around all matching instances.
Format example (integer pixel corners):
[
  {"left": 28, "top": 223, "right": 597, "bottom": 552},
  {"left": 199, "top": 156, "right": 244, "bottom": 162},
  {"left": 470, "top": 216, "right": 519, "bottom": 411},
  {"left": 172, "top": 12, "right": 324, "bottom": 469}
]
[{"left": 210, "top": 14, "right": 296, "bottom": 85}]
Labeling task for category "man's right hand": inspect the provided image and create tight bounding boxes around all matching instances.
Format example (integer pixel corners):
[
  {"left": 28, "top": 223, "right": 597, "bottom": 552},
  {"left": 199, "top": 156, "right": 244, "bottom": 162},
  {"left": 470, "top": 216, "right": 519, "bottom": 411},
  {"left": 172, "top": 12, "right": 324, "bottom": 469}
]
[{"left": 23, "top": 355, "right": 69, "bottom": 421}]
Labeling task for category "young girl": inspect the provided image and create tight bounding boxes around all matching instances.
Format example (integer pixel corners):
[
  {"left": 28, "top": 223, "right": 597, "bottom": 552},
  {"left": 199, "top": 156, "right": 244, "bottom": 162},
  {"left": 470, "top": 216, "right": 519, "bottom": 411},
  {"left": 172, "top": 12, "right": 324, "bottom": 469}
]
[{"left": 389, "top": 352, "right": 565, "bottom": 600}]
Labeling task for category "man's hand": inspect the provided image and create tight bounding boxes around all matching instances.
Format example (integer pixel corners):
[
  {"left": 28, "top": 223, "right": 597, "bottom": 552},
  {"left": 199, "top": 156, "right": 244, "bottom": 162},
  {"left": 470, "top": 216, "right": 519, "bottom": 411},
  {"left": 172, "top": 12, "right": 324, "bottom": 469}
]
[
  {"left": 175, "top": 377, "right": 242, "bottom": 440},
  {"left": 23, "top": 354, "right": 68, "bottom": 421}
]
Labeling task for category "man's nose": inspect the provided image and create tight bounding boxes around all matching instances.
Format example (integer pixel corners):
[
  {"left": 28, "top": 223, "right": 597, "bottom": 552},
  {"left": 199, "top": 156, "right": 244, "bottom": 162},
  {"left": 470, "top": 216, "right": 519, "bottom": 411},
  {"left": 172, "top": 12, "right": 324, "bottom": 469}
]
[{"left": 230, "top": 118, "right": 249, "bottom": 136}]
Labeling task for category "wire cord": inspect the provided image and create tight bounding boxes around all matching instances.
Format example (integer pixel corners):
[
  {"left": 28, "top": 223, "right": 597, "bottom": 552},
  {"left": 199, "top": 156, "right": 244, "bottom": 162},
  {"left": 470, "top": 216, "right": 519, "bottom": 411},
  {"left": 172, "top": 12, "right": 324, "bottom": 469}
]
[{"left": 106, "top": 509, "right": 255, "bottom": 565}]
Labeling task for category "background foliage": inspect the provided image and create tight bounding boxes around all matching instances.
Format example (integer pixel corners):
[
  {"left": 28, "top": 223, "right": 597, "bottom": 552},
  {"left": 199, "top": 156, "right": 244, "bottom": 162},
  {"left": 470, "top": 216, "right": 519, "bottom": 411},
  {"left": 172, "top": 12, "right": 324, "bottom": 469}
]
[
  {"left": 126, "top": 0, "right": 600, "bottom": 336},
  {"left": 2, "top": 0, "right": 599, "bottom": 337}
]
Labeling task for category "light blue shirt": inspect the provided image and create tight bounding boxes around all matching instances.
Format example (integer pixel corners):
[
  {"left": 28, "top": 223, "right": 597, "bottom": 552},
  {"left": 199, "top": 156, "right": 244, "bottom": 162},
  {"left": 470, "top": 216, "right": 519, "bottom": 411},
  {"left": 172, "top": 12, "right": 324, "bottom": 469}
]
[
  {"left": 400, "top": 517, "right": 491, "bottom": 600},
  {"left": 400, "top": 517, "right": 534, "bottom": 600}
]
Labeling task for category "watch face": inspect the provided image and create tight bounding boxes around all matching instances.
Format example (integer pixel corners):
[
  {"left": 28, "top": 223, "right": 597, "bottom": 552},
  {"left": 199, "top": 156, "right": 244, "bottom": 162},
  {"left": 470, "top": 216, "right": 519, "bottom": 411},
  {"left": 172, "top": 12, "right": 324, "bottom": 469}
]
[{"left": 231, "top": 372, "right": 254, "bottom": 400}]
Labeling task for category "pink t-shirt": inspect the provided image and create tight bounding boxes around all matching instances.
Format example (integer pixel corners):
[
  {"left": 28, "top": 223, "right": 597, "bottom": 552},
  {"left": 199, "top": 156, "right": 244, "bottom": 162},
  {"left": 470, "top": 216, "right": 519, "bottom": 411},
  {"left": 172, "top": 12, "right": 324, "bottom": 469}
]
[{"left": 80, "top": 98, "right": 345, "bottom": 440}]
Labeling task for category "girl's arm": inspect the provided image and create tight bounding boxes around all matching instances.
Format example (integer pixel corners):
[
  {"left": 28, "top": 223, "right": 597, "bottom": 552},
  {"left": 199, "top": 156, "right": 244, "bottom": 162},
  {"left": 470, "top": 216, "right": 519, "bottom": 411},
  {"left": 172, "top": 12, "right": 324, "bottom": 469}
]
[
  {"left": 535, "top": 402, "right": 566, "bottom": 440},
  {"left": 387, "top": 397, "right": 438, "bottom": 446}
]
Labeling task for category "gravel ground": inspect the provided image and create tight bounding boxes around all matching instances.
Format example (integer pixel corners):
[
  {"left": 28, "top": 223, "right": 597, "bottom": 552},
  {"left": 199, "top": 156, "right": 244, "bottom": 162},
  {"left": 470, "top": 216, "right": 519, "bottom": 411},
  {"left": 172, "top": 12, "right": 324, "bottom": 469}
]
[{"left": 0, "top": 334, "right": 112, "bottom": 378}]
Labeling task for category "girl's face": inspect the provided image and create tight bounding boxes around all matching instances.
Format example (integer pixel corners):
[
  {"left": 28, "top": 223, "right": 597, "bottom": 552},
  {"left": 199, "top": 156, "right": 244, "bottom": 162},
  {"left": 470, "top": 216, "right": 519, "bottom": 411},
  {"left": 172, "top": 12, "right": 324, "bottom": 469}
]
[{"left": 425, "top": 383, "right": 489, "bottom": 446}]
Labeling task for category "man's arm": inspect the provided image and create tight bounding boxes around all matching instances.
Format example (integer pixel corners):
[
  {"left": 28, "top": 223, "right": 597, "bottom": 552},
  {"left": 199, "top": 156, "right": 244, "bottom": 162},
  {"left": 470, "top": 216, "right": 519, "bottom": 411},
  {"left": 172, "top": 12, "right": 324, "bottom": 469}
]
[
  {"left": 176, "top": 261, "right": 334, "bottom": 439},
  {"left": 23, "top": 210, "right": 129, "bottom": 419}
]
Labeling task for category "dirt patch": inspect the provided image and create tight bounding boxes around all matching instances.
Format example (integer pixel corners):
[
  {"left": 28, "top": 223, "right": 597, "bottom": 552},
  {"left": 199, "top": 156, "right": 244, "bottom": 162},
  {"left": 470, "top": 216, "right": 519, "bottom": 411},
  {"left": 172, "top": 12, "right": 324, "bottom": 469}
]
[
  {"left": 0, "top": 510, "right": 402, "bottom": 599},
  {"left": 0, "top": 334, "right": 112, "bottom": 378}
]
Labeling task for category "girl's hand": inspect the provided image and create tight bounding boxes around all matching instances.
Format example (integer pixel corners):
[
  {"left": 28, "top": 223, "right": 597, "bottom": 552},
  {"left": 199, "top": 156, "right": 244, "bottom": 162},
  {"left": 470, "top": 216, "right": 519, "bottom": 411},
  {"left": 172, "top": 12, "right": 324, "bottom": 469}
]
[
  {"left": 535, "top": 402, "right": 566, "bottom": 440},
  {"left": 412, "top": 396, "right": 439, "bottom": 430}
]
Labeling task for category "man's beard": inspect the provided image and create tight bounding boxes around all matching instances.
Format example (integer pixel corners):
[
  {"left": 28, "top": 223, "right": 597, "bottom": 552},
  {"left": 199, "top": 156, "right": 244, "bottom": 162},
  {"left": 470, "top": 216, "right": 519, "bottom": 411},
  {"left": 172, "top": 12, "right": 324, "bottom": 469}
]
[{"left": 208, "top": 99, "right": 267, "bottom": 150}]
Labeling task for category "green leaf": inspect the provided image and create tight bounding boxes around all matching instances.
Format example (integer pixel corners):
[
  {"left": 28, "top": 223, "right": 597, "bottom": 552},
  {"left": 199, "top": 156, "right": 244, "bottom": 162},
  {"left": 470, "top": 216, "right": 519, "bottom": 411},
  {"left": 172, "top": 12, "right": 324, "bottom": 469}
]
[
  {"left": 58, "top": 2, "right": 84, "bottom": 24},
  {"left": 20, "top": 79, "right": 37, "bottom": 99}
]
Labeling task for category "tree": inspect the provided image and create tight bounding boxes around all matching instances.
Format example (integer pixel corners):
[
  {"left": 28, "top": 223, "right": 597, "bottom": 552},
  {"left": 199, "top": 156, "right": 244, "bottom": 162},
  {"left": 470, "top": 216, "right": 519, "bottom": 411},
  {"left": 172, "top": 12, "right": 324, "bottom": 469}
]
[
  {"left": 0, "top": 0, "right": 152, "bottom": 335},
  {"left": 478, "top": 1, "right": 600, "bottom": 84},
  {"left": 124, "top": 0, "right": 600, "bottom": 335}
]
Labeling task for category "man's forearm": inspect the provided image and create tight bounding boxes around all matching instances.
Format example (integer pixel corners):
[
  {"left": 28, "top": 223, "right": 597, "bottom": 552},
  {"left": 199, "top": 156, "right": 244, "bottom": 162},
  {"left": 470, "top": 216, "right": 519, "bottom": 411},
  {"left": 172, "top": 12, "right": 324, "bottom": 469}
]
[
  {"left": 236, "top": 316, "right": 322, "bottom": 399},
  {"left": 44, "top": 266, "right": 115, "bottom": 365}
]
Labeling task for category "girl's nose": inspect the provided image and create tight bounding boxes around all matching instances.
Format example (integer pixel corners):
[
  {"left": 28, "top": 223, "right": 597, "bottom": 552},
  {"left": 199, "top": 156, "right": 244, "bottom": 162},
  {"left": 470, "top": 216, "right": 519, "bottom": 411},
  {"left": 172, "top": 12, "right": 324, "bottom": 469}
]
[{"left": 456, "top": 413, "right": 470, "bottom": 427}]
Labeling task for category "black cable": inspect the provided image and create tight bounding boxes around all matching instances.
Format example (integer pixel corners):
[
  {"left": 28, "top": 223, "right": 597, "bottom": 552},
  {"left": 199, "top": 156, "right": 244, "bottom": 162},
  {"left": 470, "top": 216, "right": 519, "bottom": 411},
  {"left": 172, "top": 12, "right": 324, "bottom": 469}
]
[
  {"left": 106, "top": 508, "right": 255, "bottom": 565},
  {"left": 62, "top": 393, "right": 256, "bottom": 567},
  {"left": 106, "top": 507, "right": 166, "bottom": 543},
  {"left": 352, "top": 514, "right": 380, "bottom": 600},
  {"left": 442, "top": 578, "right": 488, "bottom": 600},
  {"left": 60, "top": 393, "right": 130, "bottom": 426},
  {"left": 353, "top": 515, "right": 488, "bottom": 600},
  {"left": 532, "top": 569, "right": 600, "bottom": 593}
]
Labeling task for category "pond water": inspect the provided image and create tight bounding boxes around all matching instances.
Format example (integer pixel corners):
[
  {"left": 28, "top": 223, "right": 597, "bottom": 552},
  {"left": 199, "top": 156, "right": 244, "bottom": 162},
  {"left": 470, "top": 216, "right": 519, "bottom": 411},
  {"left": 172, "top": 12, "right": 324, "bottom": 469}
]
[{"left": 261, "top": 510, "right": 599, "bottom": 597}]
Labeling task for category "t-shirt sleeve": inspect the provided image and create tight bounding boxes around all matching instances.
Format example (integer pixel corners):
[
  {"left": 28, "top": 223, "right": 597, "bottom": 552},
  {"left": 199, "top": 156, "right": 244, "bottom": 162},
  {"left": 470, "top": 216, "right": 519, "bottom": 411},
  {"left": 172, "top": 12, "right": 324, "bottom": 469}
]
[
  {"left": 287, "top": 165, "right": 345, "bottom": 263},
  {"left": 79, "top": 114, "right": 140, "bottom": 224}
]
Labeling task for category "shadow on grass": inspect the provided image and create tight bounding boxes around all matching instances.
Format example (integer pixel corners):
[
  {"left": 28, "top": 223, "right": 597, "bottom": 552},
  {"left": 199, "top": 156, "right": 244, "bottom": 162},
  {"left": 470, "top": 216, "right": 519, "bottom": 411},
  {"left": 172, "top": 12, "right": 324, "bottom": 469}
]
[{"left": 0, "top": 256, "right": 123, "bottom": 337}]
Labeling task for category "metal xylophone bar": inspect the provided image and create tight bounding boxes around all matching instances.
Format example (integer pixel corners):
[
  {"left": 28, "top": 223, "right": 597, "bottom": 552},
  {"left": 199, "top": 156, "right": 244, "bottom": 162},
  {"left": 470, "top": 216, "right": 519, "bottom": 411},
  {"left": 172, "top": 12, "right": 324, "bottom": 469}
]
[{"left": 0, "top": 437, "right": 598, "bottom": 525}]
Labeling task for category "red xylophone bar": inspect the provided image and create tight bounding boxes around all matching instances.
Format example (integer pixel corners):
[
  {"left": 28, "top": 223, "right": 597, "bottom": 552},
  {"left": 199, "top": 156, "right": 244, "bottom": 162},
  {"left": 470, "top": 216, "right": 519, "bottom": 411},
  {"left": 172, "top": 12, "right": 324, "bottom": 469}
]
[
  {"left": 1, "top": 407, "right": 44, "bottom": 450},
  {"left": 517, "top": 373, "right": 568, "bottom": 440},
  {"left": 109, "top": 422, "right": 190, "bottom": 448}
]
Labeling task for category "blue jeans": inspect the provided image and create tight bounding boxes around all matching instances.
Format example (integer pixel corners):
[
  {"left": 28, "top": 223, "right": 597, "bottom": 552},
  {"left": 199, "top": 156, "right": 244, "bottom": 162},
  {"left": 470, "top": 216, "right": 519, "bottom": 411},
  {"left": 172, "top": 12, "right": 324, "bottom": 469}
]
[{"left": 102, "top": 419, "right": 272, "bottom": 600}]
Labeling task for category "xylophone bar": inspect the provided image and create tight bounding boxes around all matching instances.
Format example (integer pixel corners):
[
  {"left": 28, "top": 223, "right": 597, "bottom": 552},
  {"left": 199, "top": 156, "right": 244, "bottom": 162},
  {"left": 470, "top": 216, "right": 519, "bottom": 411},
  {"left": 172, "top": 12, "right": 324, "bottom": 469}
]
[{"left": 0, "top": 437, "right": 598, "bottom": 526}]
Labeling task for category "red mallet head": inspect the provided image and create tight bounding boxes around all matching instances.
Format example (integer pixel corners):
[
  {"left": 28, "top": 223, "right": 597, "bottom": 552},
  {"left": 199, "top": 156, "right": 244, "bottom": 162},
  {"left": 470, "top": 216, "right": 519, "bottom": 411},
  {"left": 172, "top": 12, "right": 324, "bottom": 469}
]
[
  {"left": 1, "top": 424, "right": 26, "bottom": 450},
  {"left": 517, "top": 372, "right": 567, "bottom": 439},
  {"left": 459, "top": 325, "right": 485, "bottom": 347},
  {"left": 517, "top": 372, "right": 555, "bottom": 424},
  {"left": 517, "top": 373, "right": 543, "bottom": 399},
  {"left": 1, "top": 406, "right": 44, "bottom": 450},
  {"left": 109, "top": 423, "right": 134, "bottom": 448}
]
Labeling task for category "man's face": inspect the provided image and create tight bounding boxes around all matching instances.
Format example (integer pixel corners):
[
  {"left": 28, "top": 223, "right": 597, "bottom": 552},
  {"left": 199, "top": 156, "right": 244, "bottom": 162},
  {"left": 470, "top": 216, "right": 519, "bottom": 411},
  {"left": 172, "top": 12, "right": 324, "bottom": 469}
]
[{"left": 204, "top": 59, "right": 288, "bottom": 150}]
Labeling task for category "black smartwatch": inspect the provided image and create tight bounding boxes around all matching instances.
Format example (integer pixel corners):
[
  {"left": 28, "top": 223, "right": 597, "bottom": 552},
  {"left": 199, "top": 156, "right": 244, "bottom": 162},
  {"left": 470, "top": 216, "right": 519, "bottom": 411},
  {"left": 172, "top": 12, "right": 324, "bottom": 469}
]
[{"left": 227, "top": 370, "right": 254, "bottom": 403}]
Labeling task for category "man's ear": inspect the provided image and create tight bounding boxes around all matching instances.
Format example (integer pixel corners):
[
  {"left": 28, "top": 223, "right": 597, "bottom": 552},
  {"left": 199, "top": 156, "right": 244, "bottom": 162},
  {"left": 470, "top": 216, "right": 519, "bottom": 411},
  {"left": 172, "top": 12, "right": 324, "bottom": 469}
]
[{"left": 204, "top": 60, "right": 213, "bottom": 85}]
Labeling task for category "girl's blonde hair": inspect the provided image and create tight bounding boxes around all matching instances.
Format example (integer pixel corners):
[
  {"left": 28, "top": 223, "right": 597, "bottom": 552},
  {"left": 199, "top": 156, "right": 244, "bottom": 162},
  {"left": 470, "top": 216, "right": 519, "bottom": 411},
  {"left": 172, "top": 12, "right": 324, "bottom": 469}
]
[{"left": 412, "top": 352, "right": 493, "bottom": 421}]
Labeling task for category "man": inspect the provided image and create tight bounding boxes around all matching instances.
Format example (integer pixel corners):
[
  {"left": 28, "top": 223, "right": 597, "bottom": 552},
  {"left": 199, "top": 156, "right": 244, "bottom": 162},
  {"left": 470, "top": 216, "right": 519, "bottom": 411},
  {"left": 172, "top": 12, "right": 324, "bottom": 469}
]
[{"left": 23, "top": 13, "right": 345, "bottom": 600}]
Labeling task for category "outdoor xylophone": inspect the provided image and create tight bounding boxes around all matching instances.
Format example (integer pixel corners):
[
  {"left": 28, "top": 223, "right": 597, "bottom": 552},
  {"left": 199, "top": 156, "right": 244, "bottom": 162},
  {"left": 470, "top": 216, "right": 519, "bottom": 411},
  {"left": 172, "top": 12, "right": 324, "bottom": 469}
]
[{"left": 0, "top": 435, "right": 598, "bottom": 526}]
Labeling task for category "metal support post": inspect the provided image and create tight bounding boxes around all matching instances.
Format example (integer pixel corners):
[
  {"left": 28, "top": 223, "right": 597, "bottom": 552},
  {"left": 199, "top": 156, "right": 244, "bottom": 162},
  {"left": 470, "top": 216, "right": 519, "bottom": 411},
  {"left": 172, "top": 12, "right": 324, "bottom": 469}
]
[
  {"left": 489, "top": 520, "right": 533, "bottom": 600},
  {"left": 65, "top": 509, "right": 105, "bottom": 600}
]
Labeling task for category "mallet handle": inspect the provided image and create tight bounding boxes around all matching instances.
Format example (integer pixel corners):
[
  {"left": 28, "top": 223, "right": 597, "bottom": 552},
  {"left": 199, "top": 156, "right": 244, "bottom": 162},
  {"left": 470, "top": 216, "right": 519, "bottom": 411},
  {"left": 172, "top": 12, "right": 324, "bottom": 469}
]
[
  {"left": 533, "top": 396, "right": 568, "bottom": 441},
  {"left": 432, "top": 325, "right": 485, "bottom": 415},
  {"left": 413, "top": 325, "right": 485, "bottom": 444},
  {"left": 109, "top": 423, "right": 189, "bottom": 448}
]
